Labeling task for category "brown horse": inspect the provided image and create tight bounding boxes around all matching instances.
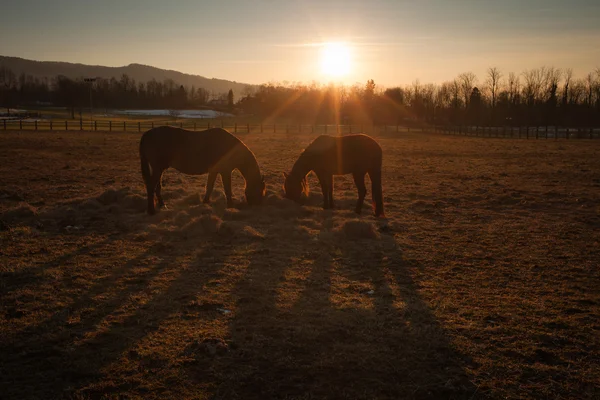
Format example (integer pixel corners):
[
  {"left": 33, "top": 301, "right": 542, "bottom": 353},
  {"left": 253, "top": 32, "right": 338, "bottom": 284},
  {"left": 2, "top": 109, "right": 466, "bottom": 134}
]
[
  {"left": 139, "top": 126, "right": 265, "bottom": 215},
  {"left": 283, "top": 134, "right": 384, "bottom": 217}
]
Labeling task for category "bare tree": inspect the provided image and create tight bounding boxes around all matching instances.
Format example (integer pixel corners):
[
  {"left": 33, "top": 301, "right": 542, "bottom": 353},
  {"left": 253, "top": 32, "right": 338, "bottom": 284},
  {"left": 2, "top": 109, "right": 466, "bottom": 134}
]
[
  {"left": 486, "top": 67, "right": 503, "bottom": 109},
  {"left": 458, "top": 72, "right": 477, "bottom": 107},
  {"left": 485, "top": 67, "right": 503, "bottom": 124},
  {"left": 507, "top": 72, "right": 520, "bottom": 105},
  {"left": 450, "top": 79, "right": 461, "bottom": 108},
  {"left": 584, "top": 72, "right": 595, "bottom": 107},
  {"left": 562, "top": 68, "right": 573, "bottom": 106}
]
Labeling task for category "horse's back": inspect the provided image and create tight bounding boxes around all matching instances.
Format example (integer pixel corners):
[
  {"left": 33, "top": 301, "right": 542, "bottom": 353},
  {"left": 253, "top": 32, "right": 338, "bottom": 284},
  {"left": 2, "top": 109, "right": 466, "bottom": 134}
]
[
  {"left": 140, "top": 126, "right": 245, "bottom": 174},
  {"left": 305, "top": 134, "right": 382, "bottom": 174}
]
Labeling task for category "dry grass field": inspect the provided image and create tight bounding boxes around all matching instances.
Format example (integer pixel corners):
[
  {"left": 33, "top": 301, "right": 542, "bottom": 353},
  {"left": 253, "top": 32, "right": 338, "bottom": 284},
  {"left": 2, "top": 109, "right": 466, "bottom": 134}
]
[{"left": 1, "top": 129, "right": 599, "bottom": 399}]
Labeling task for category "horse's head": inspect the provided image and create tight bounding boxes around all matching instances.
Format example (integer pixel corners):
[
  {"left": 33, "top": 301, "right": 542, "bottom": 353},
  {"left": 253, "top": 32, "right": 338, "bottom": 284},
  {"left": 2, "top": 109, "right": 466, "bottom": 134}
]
[
  {"left": 245, "top": 175, "right": 266, "bottom": 205},
  {"left": 283, "top": 172, "right": 308, "bottom": 203}
]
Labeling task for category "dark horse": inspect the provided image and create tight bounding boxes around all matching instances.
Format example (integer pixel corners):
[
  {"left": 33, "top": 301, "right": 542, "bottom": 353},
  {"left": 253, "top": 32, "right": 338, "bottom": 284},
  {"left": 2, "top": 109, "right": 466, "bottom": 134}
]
[
  {"left": 283, "top": 134, "right": 384, "bottom": 217},
  {"left": 140, "top": 126, "right": 265, "bottom": 215}
]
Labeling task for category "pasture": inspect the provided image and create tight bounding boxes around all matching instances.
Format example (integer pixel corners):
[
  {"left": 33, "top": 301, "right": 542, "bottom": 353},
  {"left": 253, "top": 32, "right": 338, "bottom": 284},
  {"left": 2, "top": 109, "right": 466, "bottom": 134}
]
[{"left": 1, "top": 129, "right": 599, "bottom": 399}]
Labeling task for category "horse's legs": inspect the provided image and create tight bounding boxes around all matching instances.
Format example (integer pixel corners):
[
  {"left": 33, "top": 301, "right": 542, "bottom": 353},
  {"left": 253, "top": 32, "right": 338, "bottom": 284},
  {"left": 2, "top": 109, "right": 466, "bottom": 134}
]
[
  {"left": 328, "top": 175, "right": 335, "bottom": 209},
  {"left": 146, "top": 170, "right": 159, "bottom": 215},
  {"left": 155, "top": 169, "right": 166, "bottom": 209},
  {"left": 203, "top": 171, "right": 218, "bottom": 204},
  {"left": 368, "top": 168, "right": 385, "bottom": 217},
  {"left": 352, "top": 172, "right": 367, "bottom": 214},
  {"left": 221, "top": 171, "right": 234, "bottom": 208},
  {"left": 316, "top": 172, "right": 331, "bottom": 209}
]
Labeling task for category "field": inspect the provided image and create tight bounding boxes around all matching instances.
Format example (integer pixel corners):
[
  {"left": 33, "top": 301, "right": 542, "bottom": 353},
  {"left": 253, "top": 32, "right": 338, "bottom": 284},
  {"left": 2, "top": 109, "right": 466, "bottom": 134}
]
[{"left": 1, "top": 129, "right": 599, "bottom": 399}]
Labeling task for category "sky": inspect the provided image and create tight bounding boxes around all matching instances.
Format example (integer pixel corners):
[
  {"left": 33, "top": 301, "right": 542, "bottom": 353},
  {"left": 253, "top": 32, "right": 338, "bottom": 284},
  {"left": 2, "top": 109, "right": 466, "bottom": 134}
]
[{"left": 1, "top": 0, "right": 599, "bottom": 87}]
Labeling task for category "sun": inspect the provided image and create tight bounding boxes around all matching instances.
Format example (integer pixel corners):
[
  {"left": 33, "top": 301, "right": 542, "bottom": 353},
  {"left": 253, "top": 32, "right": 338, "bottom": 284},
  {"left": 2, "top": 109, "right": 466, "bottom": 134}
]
[{"left": 319, "top": 42, "right": 352, "bottom": 78}]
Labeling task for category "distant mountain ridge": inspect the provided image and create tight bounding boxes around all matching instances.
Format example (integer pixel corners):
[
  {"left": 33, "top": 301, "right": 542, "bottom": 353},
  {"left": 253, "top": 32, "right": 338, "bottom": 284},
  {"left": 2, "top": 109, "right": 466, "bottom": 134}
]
[{"left": 0, "top": 55, "right": 254, "bottom": 99}]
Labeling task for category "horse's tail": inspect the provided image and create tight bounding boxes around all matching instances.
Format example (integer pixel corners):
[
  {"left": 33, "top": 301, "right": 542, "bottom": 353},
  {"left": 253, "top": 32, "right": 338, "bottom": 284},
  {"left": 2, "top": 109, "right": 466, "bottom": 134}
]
[
  {"left": 369, "top": 156, "right": 385, "bottom": 218},
  {"left": 139, "top": 140, "right": 152, "bottom": 190}
]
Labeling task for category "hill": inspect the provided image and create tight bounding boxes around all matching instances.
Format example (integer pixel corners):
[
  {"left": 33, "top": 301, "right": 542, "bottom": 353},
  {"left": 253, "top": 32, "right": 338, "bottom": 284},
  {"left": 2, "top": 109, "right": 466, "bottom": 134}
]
[{"left": 0, "top": 55, "right": 255, "bottom": 99}]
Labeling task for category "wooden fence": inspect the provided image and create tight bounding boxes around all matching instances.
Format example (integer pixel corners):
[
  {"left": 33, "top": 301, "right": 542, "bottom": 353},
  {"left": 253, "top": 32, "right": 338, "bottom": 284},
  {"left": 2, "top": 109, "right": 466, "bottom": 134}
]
[{"left": 1, "top": 119, "right": 599, "bottom": 139}]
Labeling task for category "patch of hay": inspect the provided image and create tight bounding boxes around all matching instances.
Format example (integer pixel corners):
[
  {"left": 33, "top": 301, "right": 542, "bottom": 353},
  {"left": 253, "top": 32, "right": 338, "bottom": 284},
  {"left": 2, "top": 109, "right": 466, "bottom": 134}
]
[
  {"left": 3, "top": 203, "right": 38, "bottom": 221},
  {"left": 239, "top": 225, "right": 265, "bottom": 240},
  {"left": 79, "top": 199, "right": 104, "bottom": 210},
  {"left": 174, "top": 211, "right": 191, "bottom": 227},
  {"left": 217, "top": 221, "right": 264, "bottom": 240},
  {"left": 97, "top": 187, "right": 129, "bottom": 205},
  {"left": 179, "top": 193, "right": 202, "bottom": 206},
  {"left": 181, "top": 214, "right": 223, "bottom": 236},
  {"left": 122, "top": 194, "right": 147, "bottom": 213},
  {"left": 188, "top": 204, "right": 214, "bottom": 217},
  {"left": 338, "top": 219, "right": 380, "bottom": 240}
]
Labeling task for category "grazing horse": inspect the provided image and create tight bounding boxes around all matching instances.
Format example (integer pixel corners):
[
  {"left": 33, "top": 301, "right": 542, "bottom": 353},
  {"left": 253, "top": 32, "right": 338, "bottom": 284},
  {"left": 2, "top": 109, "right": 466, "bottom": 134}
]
[
  {"left": 284, "top": 134, "right": 384, "bottom": 217},
  {"left": 139, "top": 126, "right": 266, "bottom": 215}
]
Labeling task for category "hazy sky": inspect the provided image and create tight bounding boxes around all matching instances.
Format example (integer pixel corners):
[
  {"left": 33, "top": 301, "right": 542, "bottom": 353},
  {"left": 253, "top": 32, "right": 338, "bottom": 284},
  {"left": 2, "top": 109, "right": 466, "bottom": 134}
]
[{"left": 1, "top": 0, "right": 599, "bottom": 87}]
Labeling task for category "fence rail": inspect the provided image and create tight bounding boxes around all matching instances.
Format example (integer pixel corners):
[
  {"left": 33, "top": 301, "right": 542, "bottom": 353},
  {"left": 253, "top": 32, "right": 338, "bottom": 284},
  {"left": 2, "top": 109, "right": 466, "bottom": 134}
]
[{"left": 1, "top": 119, "right": 599, "bottom": 139}]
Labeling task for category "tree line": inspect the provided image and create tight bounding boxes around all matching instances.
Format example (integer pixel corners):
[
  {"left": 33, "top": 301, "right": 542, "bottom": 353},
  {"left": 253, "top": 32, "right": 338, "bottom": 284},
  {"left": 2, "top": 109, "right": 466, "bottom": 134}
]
[
  {"left": 0, "top": 67, "right": 233, "bottom": 118},
  {"left": 240, "top": 67, "right": 600, "bottom": 127},
  {"left": 1, "top": 65, "right": 600, "bottom": 127}
]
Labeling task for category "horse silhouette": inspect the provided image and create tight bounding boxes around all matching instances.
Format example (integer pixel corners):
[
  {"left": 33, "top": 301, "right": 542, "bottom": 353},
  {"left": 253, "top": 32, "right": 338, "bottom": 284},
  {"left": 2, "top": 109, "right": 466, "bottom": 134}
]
[
  {"left": 284, "top": 134, "right": 384, "bottom": 217},
  {"left": 139, "top": 126, "right": 265, "bottom": 215}
]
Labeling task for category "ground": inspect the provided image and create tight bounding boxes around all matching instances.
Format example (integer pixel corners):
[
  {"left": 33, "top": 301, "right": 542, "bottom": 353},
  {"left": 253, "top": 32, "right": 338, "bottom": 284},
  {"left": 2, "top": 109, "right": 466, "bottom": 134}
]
[{"left": 0, "top": 130, "right": 599, "bottom": 400}]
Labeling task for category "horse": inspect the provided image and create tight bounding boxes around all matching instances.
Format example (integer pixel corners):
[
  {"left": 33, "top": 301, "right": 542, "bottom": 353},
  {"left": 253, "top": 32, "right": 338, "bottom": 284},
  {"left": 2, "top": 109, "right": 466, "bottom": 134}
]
[
  {"left": 139, "top": 126, "right": 266, "bottom": 215},
  {"left": 283, "top": 134, "right": 385, "bottom": 217}
]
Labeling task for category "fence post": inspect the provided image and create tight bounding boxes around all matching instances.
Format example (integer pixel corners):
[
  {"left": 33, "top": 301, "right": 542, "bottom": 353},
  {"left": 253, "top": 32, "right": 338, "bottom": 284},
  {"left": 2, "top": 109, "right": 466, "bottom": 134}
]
[
  {"left": 49, "top": 120, "right": 52, "bottom": 131},
  {"left": 590, "top": 127, "right": 594, "bottom": 139},
  {"left": 109, "top": 121, "right": 111, "bottom": 132},
  {"left": 20, "top": 120, "right": 22, "bottom": 130},
  {"left": 179, "top": 122, "right": 183, "bottom": 128},
  {"left": 535, "top": 126, "right": 538, "bottom": 139},
  {"left": 138, "top": 122, "right": 141, "bottom": 132},
  {"left": 545, "top": 126, "right": 548, "bottom": 139},
  {"left": 123, "top": 121, "right": 126, "bottom": 132},
  {"left": 35, "top": 120, "right": 37, "bottom": 130},
  {"left": 80, "top": 119, "right": 82, "bottom": 130},
  {"left": 555, "top": 126, "right": 558, "bottom": 140},
  {"left": 94, "top": 121, "right": 97, "bottom": 131},
  {"left": 65, "top": 121, "right": 68, "bottom": 131},
  {"left": 566, "top": 127, "right": 569, "bottom": 139}
]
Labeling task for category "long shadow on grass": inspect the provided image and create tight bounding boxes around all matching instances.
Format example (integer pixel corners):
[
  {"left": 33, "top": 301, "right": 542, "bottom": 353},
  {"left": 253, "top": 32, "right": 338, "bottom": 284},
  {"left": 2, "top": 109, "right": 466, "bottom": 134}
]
[
  {"left": 202, "top": 217, "right": 476, "bottom": 400},
  {"left": 0, "top": 219, "right": 234, "bottom": 399}
]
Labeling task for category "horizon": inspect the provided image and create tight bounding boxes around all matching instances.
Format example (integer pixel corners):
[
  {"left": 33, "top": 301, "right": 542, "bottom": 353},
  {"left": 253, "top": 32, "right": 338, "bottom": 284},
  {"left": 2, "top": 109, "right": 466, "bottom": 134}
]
[{"left": 1, "top": 1, "right": 600, "bottom": 87}]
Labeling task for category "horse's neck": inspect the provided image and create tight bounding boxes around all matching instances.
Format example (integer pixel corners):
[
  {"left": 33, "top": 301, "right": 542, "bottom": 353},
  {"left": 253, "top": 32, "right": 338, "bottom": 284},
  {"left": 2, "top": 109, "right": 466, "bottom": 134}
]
[
  {"left": 291, "top": 153, "right": 312, "bottom": 178},
  {"left": 236, "top": 147, "right": 261, "bottom": 183}
]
